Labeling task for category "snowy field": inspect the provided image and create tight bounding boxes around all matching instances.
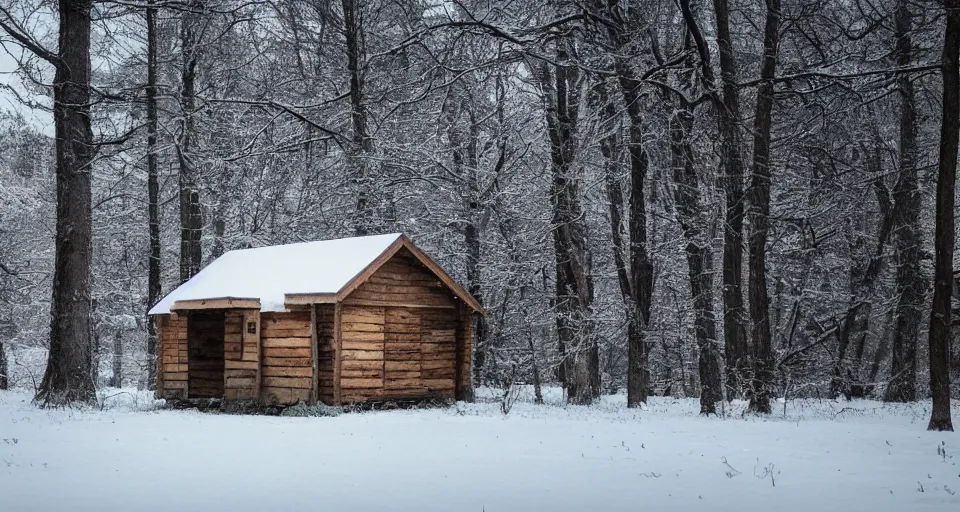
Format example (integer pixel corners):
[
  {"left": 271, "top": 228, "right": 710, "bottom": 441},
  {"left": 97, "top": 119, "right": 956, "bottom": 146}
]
[{"left": 0, "top": 387, "right": 957, "bottom": 511}]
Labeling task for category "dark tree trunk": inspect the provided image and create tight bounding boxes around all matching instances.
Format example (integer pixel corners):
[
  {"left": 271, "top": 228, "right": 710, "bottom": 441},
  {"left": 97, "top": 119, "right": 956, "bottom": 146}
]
[
  {"left": 537, "top": 54, "right": 598, "bottom": 405},
  {"left": 209, "top": 179, "right": 226, "bottom": 262},
  {"left": 707, "top": 0, "right": 750, "bottom": 398},
  {"left": 110, "top": 330, "right": 122, "bottom": 388},
  {"left": 926, "top": 0, "right": 958, "bottom": 432},
  {"left": 832, "top": 302, "right": 869, "bottom": 398},
  {"left": 619, "top": 70, "right": 653, "bottom": 407},
  {"left": 342, "top": 0, "right": 375, "bottom": 235},
  {"left": 35, "top": 0, "right": 97, "bottom": 405},
  {"left": 443, "top": 92, "right": 489, "bottom": 387},
  {"left": 596, "top": 84, "right": 643, "bottom": 404},
  {"left": 679, "top": 0, "right": 750, "bottom": 399},
  {"left": 595, "top": 80, "right": 645, "bottom": 405},
  {"left": 464, "top": 217, "right": 488, "bottom": 382},
  {"left": 0, "top": 341, "right": 8, "bottom": 390},
  {"left": 178, "top": 0, "right": 203, "bottom": 283},
  {"left": 746, "top": 0, "right": 781, "bottom": 415},
  {"left": 592, "top": 0, "right": 653, "bottom": 406},
  {"left": 145, "top": 0, "right": 161, "bottom": 391},
  {"left": 669, "top": 106, "right": 723, "bottom": 414},
  {"left": 885, "top": 0, "right": 923, "bottom": 403}
]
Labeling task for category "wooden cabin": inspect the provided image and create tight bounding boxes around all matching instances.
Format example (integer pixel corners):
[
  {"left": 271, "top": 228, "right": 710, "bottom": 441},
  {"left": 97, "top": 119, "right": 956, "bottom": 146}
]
[{"left": 149, "top": 233, "right": 483, "bottom": 406}]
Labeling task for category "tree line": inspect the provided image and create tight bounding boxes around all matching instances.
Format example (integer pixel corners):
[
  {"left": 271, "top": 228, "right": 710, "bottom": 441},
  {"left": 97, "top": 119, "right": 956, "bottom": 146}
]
[{"left": 0, "top": 0, "right": 955, "bottom": 430}]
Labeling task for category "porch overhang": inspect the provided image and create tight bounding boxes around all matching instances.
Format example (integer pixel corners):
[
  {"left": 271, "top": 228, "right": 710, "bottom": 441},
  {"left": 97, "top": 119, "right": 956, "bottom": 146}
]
[{"left": 170, "top": 297, "right": 262, "bottom": 311}]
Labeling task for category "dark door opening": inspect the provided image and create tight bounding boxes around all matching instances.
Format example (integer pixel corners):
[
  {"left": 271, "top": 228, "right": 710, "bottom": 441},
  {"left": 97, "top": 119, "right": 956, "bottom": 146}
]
[{"left": 188, "top": 311, "right": 225, "bottom": 399}]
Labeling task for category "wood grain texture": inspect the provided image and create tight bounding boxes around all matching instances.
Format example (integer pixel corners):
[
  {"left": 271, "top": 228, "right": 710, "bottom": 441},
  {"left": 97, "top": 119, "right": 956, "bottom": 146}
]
[
  {"left": 316, "top": 304, "right": 336, "bottom": 405},
  {"left": 260, "top": 311, "right": 313, "bottom": 405},
  {"left": 171, "top": 298, "right": 261, "bottom": 311}
]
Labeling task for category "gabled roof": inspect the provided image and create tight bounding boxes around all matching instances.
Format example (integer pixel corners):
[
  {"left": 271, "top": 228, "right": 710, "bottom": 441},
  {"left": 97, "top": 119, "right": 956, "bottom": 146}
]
[{"left": 148, "top": 233, "right": 484, "bottom": 315}]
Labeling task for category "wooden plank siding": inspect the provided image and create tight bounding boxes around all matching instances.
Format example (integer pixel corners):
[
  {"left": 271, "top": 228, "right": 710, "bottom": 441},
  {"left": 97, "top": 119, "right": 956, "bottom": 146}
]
[
  {"left": 259, "top": 311, "right": 312, "bottom": 405},
  {"left": 456, "top": 306, "right": 473, "bottom": 401},
  {"left": 342, "top": 248, "right": 457, "bottom": 309},
  {"left": 157, "top": 313, "right": 189, "bottom": 400},
  {"left": 223, "top": 309, "right": 260, "bottom": 400},
  {"left": 315, "top": 304, "right": 336, "bottom": 405},
  {"left": 384, "top": 308, "right": 424, "bottom": 394},
  {"left": 420, "top": 308, "right": 457, "bottom": 398},
  {"left": 337, "top": 249, "right": 465, "bottom": 404},
  {"left": 338, "top": 305, "right": 386, "bottom": 403}
]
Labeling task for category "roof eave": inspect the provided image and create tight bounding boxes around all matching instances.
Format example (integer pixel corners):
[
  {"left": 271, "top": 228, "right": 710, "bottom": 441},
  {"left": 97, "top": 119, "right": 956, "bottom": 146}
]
[{"left": 169, "top": 297, "right": 262, "bottom": 312}]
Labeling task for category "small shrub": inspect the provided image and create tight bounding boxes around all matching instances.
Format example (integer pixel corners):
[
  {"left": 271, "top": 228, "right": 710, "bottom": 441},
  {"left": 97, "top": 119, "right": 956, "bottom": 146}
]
[{"left": 281, "top": 402, "right": 343, "bottom": 418}]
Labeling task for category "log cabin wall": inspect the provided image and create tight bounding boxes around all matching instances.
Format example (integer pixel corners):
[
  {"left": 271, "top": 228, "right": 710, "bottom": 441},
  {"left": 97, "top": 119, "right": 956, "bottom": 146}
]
[
  {"left": 344, "top": 248, "right": 458, "bottom": 309},
  {"left": 418, "top": 308, "right": 458, "bottom": 398},
  {"left": 456, "top": 307, "right": 473, "bottom": 401},
  {"left": 223, "top": 310, "right": 260, "bottom": 400},
  {"left": 157, "top": 313, "right": 188, "bottom": 399},
  {"left": 315, "top": 304, "right": 336, "bottom": 405},
  {"left": 260, "top": 311, "right": 313, "bottom": 405},
  {"left": 338, "top": 305, "right": 385, "bottom": 402},
  {"left": 338, "top": 248, "right": 465, "bottom": 403}
]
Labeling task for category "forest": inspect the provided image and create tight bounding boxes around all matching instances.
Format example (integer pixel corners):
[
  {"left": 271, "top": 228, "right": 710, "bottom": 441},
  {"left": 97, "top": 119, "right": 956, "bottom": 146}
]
[{"left": 0, "top": 0, "right": 957, "bottom": 432}]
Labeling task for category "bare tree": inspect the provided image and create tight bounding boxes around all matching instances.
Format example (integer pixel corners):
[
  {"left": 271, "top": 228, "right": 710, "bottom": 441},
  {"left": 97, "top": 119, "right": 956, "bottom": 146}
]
[
  {"left": 535, "top": 42, "right": 599, "bottom": 404},
  {"left": 746, "top": 0, "right": 782, "bottom": 415},
  {"left": 710, "top": 0, "right": 750, "bottom": 399},
  {"left": 145, "top": 0, "right": 161, "bottom": 390},
  {"left": 669, "top": 98, "right": 723, "bottom": 414},
  {"left": 340, "top": 0, "right": 377, "bottom": 235},
  {"left": 586, "top": 0, "right": 653, "bottom": 406},
  {"left": 926, "top": 0, "right": 958, "bottom": 433},
  {"left": 178, "top": 0, "right": 204, "bottom": 283},
  {"left": 885, "top": 0, "right": 923, "bottom": 403},
  {"left": 0, "top": 0, "right": 97, "bottom": 404}
]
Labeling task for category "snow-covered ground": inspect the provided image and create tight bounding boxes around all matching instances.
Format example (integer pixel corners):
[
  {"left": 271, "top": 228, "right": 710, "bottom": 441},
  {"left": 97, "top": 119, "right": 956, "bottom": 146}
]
[{"left": 0, "top": 386, "right": 957, "bottom": 511}]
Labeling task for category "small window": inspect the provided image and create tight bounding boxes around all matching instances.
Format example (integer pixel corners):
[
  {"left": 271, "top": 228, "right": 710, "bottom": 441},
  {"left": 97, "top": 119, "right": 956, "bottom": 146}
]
[{"left": 247, "top": 321, "right": 257, "bottom": 334}]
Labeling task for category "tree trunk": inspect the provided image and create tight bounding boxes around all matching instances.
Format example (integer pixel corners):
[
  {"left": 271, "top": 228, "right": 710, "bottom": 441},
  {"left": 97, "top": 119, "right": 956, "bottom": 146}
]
[
  {"left": 0, "top": 341, "right": 8, "bottom": 390},
  {"left": 885, "top": 0, "right": 923, "bottom": 403},
  {"left": 595, "top": 80, "right": 645, "bottom": 404},
  {"left": 869, "top": 308, "right": 894, "bottom": 383},
  {"left": 669, "top": 106, "right": 722, "bottom": 414},
  {"left": 746, "top": 0, "right": 781, "bottom": 415},
  {"left": 145, "top": 0, "right": 161, "bottom": 391},
  {"left": 832, "top": 302, "right": 868, "bottom": 398},
  {"left": 464, "top": 217, "right": 487, "bottom": 383},
  {"left": 619, "top": 71, "right": 653, "bottom": 407},
  {"left": 594, "top": 1, "right": 653, "bottom": 406},
  {"left": 110, "top": 330, "right": 122, "bottom": 388},
  {"left": 526, "top": 332, "right": 544, "bottom": 405},
  {"left": 926, "top": 0, "right": 958, "bottom": 432},
  {"left": 709, "top": 0, "right": 750, "bottom": 398},
  {"left": 537, "top": 55, "right": 598, "bottom": 405},
  {"left": 443, "top": 93, "right": 489, "bottom": 387},
  {"left": 832, "top": 145, "right": 887, "bottom": 397},
  {"left": 178, "top": 0, "right": 203, "bottom": 283},
  {"left": 209, "top": 179, "right": 226, "bottom": 262},
  {"left": 342, "top": 0, "right": 375, "bottom": 235},
  {"left": 35, "top": 0, "right": 97, "bottom": 405}
]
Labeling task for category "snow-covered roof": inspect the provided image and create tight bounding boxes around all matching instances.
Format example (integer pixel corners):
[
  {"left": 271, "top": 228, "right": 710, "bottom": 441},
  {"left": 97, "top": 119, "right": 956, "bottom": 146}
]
[{"left": 149, "top": 233, "right": 403, "bottom": 315}]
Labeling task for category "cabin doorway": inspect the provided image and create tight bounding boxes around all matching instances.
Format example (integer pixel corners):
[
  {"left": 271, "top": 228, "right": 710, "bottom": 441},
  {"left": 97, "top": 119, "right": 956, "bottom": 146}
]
[{"left": 187, "top": 311, "right": 225, "bottom": 399}]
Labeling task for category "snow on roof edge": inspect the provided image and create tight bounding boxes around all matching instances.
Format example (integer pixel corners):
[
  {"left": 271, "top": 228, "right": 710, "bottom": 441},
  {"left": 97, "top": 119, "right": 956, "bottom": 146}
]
[{"left": 147, "top": 233, "right": 402, "bottom": 315}]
